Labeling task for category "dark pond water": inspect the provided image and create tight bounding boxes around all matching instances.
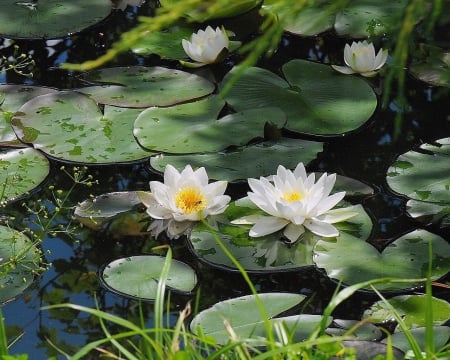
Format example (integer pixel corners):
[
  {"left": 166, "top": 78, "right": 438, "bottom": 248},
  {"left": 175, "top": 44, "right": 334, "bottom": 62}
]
[{"left": 1, "top": 2, "right": 449, "bottom": 359}]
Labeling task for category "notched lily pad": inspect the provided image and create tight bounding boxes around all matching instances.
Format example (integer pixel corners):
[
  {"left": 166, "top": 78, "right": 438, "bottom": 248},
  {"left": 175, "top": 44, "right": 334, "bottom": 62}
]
[
  {"left": 11, "top": 91, "right": 152, "bottom": 164},
  {"left": 0, "top": 225, "right": 41, "bottom": 304},
  {"left": 74, "top": 191, "right": 149, "bottom": 236},
  {"left": 314, "top": 229, "right": 450, "bottom": 290},
  {"left": 76, "top": 66, "right": 215, "bottom": 108},
  {"left": 150, "top": 137, "right": 323, "bottom": 181},
  {"left": 0, "top": 0, "right": 112, "bottom": 39},
  {"left": 0, "top": 147, "right": 50, "bottom": 203},
  {"left": 101, "top": 255, "right": 197, "bottom": 300},
  {"left": 189, "top": 199, "right": 371, "bottom": 273},
  {"left": 222, "top": 60, "right": 377, "bottom": 135},
  {"left": 190, "top": 292, "right": 309, "bottom": 345}
]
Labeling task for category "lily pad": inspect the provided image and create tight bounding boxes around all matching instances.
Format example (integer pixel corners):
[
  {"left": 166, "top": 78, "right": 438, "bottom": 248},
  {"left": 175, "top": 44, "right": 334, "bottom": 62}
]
[
  {"left": 222, "top": 60, "right": 377, "bottom": 135},
  {"left": 135, "top": 98, "right": 286, "bottom": 153},
  {"left": 189, "top": 199, "right": 371, "bottom": 273},
  {"left": 334, "top": 0, "right": 409, "bottom": 37},
  {"left": 0, "top": 0, "right": 112, "bottom": 39},
  {"left": 382, "top": 326, "right": 450, "bottom": 353},
  {"left": 101, "top": 255, "right": 197, "bottom": 300},
  {"left": 339, "top": 340, "right": 404, "bottom": 360},
  {"left": 314, "top": 229, "right": 450, "bottom": 291},
  {"left": 0, "top": 225, "right": 41, "bottom": 304},
  {"left": 11, "top": 91, "right": 152, "bottom": 164},
  {"left": 0, "top": 85, "right": 58, "bottom": 146},
  {"left": 363, "top": 294, "right": 450, "bottom": 328},
  {"left": 149, "top": 137, "right": 323, "bottom": 181},
  {"left": 386, "top": 138, "right": 450, "bottom": 204},
  {"left": 410, "top": 47, "right": 450, "bottom": 87},
  {"left": 326, "top": 319, "right": 382, "bottom": 341},
  {"left": 74, "top": 191, "right": 149, "bottom": 236},
  {"left": 76, "top": 66, "right": 215, "bottom": 108},
  {"left": 405, "top": 199, "right": 450, "bottom": 227},
  {"left": 190, "top": 292, "right": 309, "bottom": 345},
  {"left": 0, "top": 147, "right": 50, "bottom": 203}
]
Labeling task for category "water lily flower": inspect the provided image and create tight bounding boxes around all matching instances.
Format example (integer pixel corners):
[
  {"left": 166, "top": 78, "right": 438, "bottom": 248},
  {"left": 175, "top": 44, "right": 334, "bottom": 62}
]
[
  {"left": 182, "top": 26, "right": 229, "bottom": 66},
  {"left": 332, "top": 40, "right": 388, "bottom": 77},
  {"left": 138, "top": 164, "right": 230, "bottom": 239},
  {"left": 232, "top": 163, "right": 358, "bottom": 243}
]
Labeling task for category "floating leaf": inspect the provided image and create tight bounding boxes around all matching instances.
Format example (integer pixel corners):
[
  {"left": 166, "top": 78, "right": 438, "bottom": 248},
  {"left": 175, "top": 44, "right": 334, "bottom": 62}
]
[
  {"left": 0, "top": 85, "right": 58, "bottom": 146},
  {"left": 326, "top": 319, "right": 382, "bottom": 341},
  {"left": 190, "top": 293, "right": 309, "bottom": 345},
  {"left": 0, "top": 225, "right": 41, "bottom": 304},
  {"left": 382, "top": 326, "right": 450, "bottom": 353},
  {"left": 0, "top": 0, "right": 112, "bottom": 39},
  {"left": 405, "top": 199, "right": 450, "bottom": 227},
  {"left": 101, "top": 255, "right": 197, "bottom": 300},
  {"left": 74, "top": 191, "right": 149, "bottom": 236},
  {"left": 12, "top": 91, "right": 152, "bottom": 164},
  {"left": 334, "top": 0, "right": 409, "bottom": 37},
  {"left": 150, "top": 138, "right": 323, "bottom": 181},
  {"left": 0, "top": 147, "right": 50, "bottom": 203},
  {"left": 363, "top": 295, "right": 450, "bottom": 328},
  {"left": 77, "top": 66, "right": 215, "bottom": 108},
  {"left": 339, "top": 340, "right": 404, "bottom": 360},
  {"left": 410, "top": 48, "right": 450, "bottom": 87},
  {"left": 189, "top": 199, "right": 371, "bottom": 272},
  {"left": 222, "top": 60, "right": 377, "bottom": 135},
  {"left": 314, "top": 229, "right": 450, "bottom": 290},
  {"left": 387, "top": 138, "right": 450, "bottom": 204}
]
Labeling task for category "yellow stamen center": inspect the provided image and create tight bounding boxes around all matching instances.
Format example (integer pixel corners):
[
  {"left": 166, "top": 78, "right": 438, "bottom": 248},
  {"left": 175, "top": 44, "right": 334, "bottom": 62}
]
[
  {"left": 175, "top": 187, "right": 206, "bottom": 214},
  {"left": 283, "top": 191, "right": 303, "bottom": 202}
]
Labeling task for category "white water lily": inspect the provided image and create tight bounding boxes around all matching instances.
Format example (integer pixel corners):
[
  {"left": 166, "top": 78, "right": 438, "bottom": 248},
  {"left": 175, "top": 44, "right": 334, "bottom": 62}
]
[
  {"left": 332, "top": 40, "right": 388, "bottom": 77},
  {"left": 182, "top": 26, "right": 229, "bottom": 65},
  {"left": 233, "top": 163, "right": 358, "bottom": 243},
  {"left": 138, "top": 164, "right": 230, "bottom": 239}
]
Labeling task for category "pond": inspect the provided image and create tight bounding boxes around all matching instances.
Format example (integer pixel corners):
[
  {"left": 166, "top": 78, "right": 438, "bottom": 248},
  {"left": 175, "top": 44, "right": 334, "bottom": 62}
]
[{"left": 0, "top": 1, "right": 449, "bottom": 359}]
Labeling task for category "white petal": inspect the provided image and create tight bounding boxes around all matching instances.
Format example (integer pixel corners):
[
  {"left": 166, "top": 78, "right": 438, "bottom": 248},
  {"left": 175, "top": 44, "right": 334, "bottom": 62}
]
[
  {"left": 231, "top": 214, "right": 265, "bottom": 225},
  {"left": 317, "top": 206, "right": 358, "bottom": 223},
  {"left": 205, "top": 195, "right": 231, "bottom": 215},
  {"left": 136, "top": 191, "right": 154, "bottom": 208},
  {"left": 304, "top": 219, "right": 339, "bottom": 237},
  {"left": 293, "top": 162, "right": 307, "bottom": 181},
  {"left": 164, "top": 164, "right": 181, "bottom": 188},
  {"left": 205, "top": 180, "right": 227, "bottom": 197},
  {"left": 314, "top": 191, "right": 346, "bottom": 215},
  {"left": 332, "top": 65, "right": 357, "bottom": 75},
  {"left": 167, "top": 220, "right": 192, "bottom": 239},
  {"left": 283, "top": 223, "right": 305, "bottom": 243},
  {"left": 374, "top": 48, "right": 388, "bottom": 70},
  {"left": 249, "top": 217, "right": 289, "bottom": 237},
  {"left": 145, "top": 201, "right": 173, "bottom": 220}
]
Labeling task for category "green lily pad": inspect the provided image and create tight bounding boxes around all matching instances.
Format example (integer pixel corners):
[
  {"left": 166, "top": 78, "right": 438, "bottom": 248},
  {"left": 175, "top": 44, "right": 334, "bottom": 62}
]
[
  {"left": 11, "top": 91, "right": 152, "bottom": 164},
  {"left": 0, "top": 225, "right": 41, "bottom": 304},
  {"left": 0, "top": 147, "right": 50, "bottom": 203},
  {"left": 135, "top": 98, "right": 286, "bottom": 153},
  {"left": 159, "top": 0, "right": 260, "bottom": 21},
  {"left": 149, "top": 137, "right": 323, "bottom": 181},
  {"left": 405, "top": 199, "right": 450, "bottom": 227},
  {"left": 410, "top": 47, "right": 450, "bottom": 87},
  {"left": 189, "top": 199, "right": 371, "bottom": 273},
  {"left": 363, "top": 294, "right": 450, "bottom": 328},
  {"left": 387, "top": 138, "right": 450, "bottom": 204},
  {"left": 190, "top": 292, "right": 309, "bottom": 345},
  {"left": 76, "top": 66, "right": 215, "bottom": 108},
  {"left": 314, "top": 229, "right": 450, "bottom": 291},
  {"left": 326, "top": 319, "right": 382, "bottom": 341},
  {"left": 0, "top": 85, "right": 58, "bottom": 146},
  {"left": 74, "top": 191, "right": 149, "bottom": 236},
  {"left": 0, "top": 0, "right": 112, "bottom": 39},
  {"left": 334, "top": 0, "right": 409, "bottom": 37},
  {"left": 101, "top": 255, "right": 197, "bottom": 300},
  {"left": 382, "top": 326, "right": 450, "bottom": 353},
  {"left": 222, "top": 60, "right": 377, "bottom": 135},
  {"left": 263, "top": 1, "right": 335, "bottom": 36}
]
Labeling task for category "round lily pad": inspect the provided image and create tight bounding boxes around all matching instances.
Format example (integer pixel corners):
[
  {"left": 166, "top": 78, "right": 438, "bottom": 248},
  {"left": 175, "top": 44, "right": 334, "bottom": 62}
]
[
  {"left": 313, "top": 229, "right": 450, "bottom": 291},
  {"left": 222, "top": 60, "right": 377, "bottom": 135},
  {"left": 150, "top": 138, "right": 323, "bottom": 181},
  {"left": 135, "top": 98, "right": 285, "bottom": 153},
  {"left": 386, "top": 138, "right": 450, "bottom": 204},
  {"left": 363, "top": 294, "right": 450, "bottom": 328},
  {"left": 189, "top": 199, "right": 371, "bottom": 273},
  {"left": 0, "top": 0, "right": 112, "bottom": 39},
  {"left": 409, "top": 48, "right": 450, "bottom": 87},
  {"left": 0, "top": 225, "right": 41, "bottom": 304},
  {"left": 0, "top": 147, "right": 50, "bottom": 203},
  {"left": 76, "top": 66, "right": 215, "bottom": 108},
  {"left": 11, "top": 91, "right": 152, "bottom": 164},
  {"left": 0, "top": 85, "right": 58, "bottom": 146},
  {"left": 101, "top": 255, "right": 197, "bottom": 300},
  {"left": 190, "top": 292, "right": 307, "bottom": 345}
]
